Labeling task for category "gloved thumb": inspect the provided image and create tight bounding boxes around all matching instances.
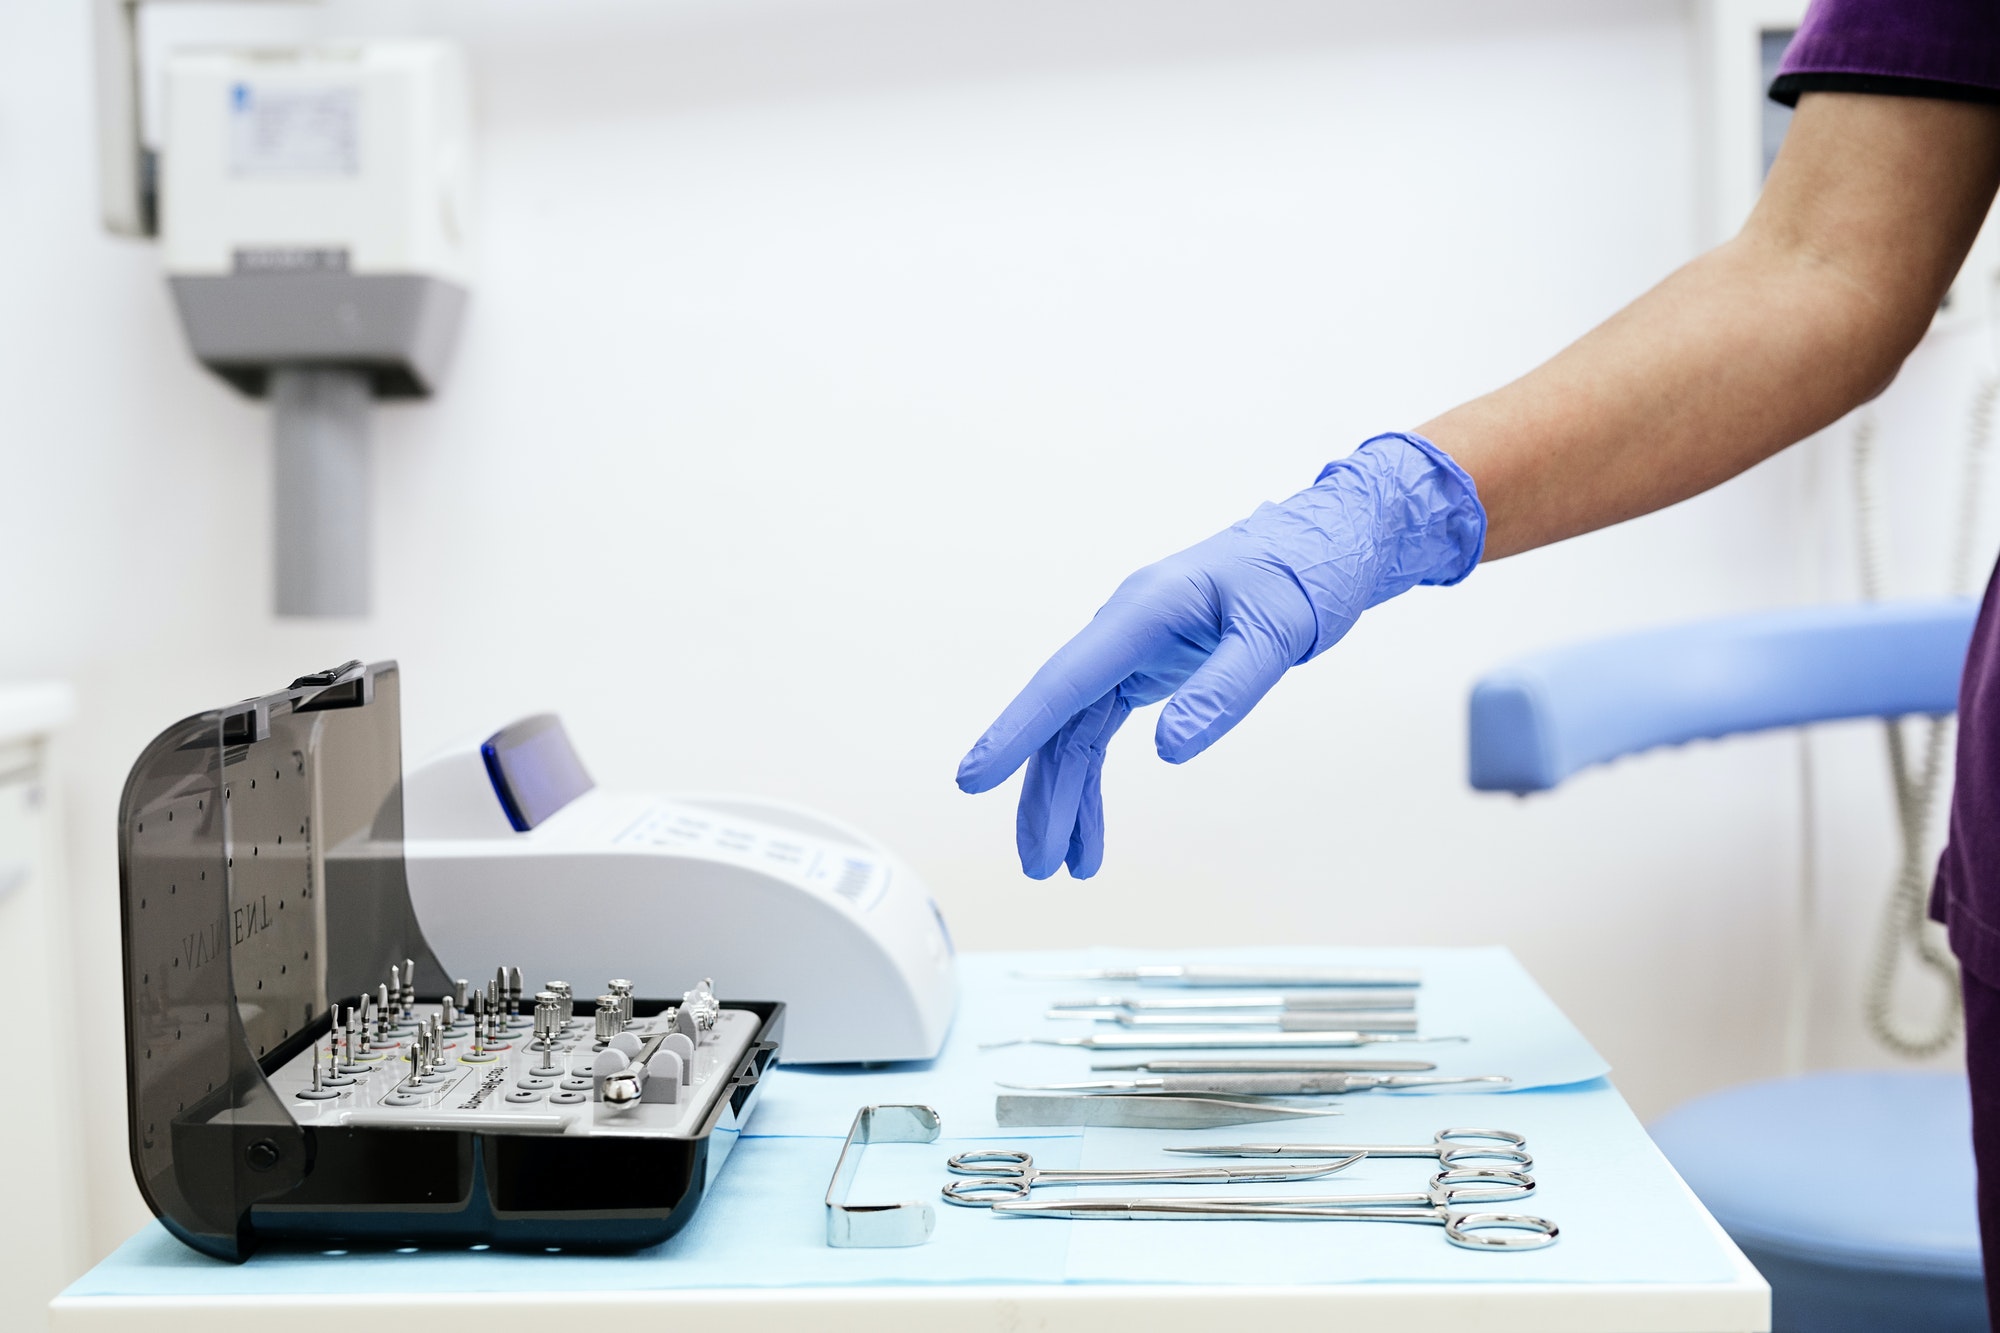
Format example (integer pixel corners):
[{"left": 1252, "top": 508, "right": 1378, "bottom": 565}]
[{"left": 1155, "top": 618, "right": 1297, "bottom": 764}]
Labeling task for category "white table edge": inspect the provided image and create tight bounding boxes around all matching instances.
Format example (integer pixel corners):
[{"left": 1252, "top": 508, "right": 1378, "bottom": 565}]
[
  {"left": 51, "top": 1157, "right": 1769, "bottom": 1333},
  {"left": 53, "top": 1273, "right": 1770, "bottom": 1333},
  {"left": 48, "top": 1174, "right": 1773, "bottom": 1333}
]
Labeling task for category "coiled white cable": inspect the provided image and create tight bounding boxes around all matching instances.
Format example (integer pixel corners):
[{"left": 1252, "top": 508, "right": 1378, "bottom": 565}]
[{"left": 1851, "top": 375, "right": 1998, "bottom": 1057}]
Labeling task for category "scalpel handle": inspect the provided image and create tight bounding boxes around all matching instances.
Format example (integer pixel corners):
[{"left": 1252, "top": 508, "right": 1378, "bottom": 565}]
[
  {"left": 1092, "top": 1058, "right": 1438, "bottom": 1074},
  {"left": 1151, "top": 1073, "right": 1364, "bottom": 1094},
  {"left": 1080, "top": 1031, "right": 1375, "bottom": 1050},
  {"left": 1158, "top": 967, "right": 1422, "bottom": 988}
]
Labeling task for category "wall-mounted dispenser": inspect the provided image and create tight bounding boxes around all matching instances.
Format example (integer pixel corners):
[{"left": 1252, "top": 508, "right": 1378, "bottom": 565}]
[{"left": 93, "top": 4, "right": 471, "bottom": 617}]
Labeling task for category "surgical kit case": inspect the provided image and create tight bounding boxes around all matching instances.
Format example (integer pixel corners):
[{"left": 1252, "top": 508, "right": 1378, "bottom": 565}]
[{"left": 118, "top": 660, "right": 783, "bottom": 1260}]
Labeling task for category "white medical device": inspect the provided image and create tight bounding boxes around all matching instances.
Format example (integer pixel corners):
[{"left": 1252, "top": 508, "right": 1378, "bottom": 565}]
[
  {"left": 402, "top": 715, "right": 958, "bottom": 1065},
  {"left": 156, "top": 40, "right": 472, "bottom": 615}
]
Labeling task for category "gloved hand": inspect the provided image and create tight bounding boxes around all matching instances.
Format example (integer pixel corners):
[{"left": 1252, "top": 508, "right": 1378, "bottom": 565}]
[{"left": 955, "top": 431, "right": 1486, "bottom": 879}]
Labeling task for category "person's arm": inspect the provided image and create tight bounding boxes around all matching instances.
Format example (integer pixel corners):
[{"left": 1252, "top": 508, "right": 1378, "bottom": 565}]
[
  {"left": 959, "top": 90, "right": 2000, "bottom": 881},
  {"left": 1431, "top": 91, "right": 2000, "bottom": 559}
]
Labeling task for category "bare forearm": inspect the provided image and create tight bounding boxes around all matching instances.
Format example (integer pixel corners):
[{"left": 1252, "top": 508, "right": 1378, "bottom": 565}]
[{"left": 1422, "top": 93, "right": 2000, "bottom": 560}]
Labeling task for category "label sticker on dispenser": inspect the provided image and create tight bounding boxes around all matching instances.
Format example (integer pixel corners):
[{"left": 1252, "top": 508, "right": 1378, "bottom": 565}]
[{"left": 229, "top": 82, "right": 360, "bottom": 177}]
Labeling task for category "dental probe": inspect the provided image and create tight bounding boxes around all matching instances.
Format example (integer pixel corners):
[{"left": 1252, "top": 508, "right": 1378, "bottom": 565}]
[
  {"left": 980, "top": 1031, "right": 1465, "bottom": 1051},
  {"left": 1051, "top": 1010, "right": 1419, "bottom": 1032},
  {"left": 1017, "top": 965, "right": 1420, "bottom": 988},
  {"left": 1002, "top": 1074, "right": 1511, "bottom": 1095},
  {"left": 1050, "top": 991, "right": 1416, "bottom": 1012},
  {"left": 1091, "top": 1058, "right": 1438, "bottom": 1073},
  {"left": 996, "top": 1094, "right": 1343, "bottom": 1128}
]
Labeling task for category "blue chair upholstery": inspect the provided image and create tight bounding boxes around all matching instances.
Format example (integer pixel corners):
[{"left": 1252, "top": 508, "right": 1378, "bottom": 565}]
[
  {"left": 1650, "top": 1073, "right": 1984, "bottom": 1332},
  {"left": 1469, "top": 599, "right": 1976, "bottom": 794},
  {"left": 1467, "top": 599, "right": 1985, "bottom": 1331}
]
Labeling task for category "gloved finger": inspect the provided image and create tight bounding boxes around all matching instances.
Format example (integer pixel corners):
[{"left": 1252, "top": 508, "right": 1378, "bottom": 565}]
[
  {"left": 1154, "top": 616, "right": 1298, "bottom": 765},
  {"left": 1065, "top": 749, "right": 1107, "bottom": 878},
  {"left": 1015, "top": 692, "right": 1121, "bottom": 879},
  {"left": 1064, "top": 694, "right": 1131, "bottom": 879},
  {"left": 958, "top": 599, "right": 1177, "bottom": 794}
]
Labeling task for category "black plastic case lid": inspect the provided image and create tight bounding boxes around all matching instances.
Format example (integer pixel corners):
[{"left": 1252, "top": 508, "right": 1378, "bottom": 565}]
[{"left": 119, "top": 660, "right": 445, "bottom": 1259}]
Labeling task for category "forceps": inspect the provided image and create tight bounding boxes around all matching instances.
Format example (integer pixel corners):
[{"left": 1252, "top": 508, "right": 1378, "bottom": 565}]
[
  {"left": 1049, "top": 991, "right": 1417, "bottom": 1012},
  {"left": 989, "top": 1168, "right": 1559, "bottom": 1251},
  {"left": 1166, "top": 1127, "right": 1533, "bottom": 1169},
  {"left": 1000, "top": 1074, "right": 1510, "bottom": 1095},
  {"left": 940, "top": 1149, "right": 1365, "bottom": 1206},
  {"left": 981, "top": 1032, "right": 1464, "bottom": 1052},
  {"left": 1055, "top": 1011, "right": 1420, "bottom": 1033},
  {"left": 1018, "top": 965, "right": 1420, "bottom": 987},
  {"left": 1091, "top": 1059, "right": 1438, "bottom": 1073}
]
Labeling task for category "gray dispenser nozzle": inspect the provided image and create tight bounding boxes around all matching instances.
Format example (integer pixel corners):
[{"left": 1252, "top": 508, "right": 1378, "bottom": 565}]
[
  {"left": 167, "top": 269, "right": 467, "bottom": 619},
  {"left": 271, "top": 368, "right": 371, "bottom": 618}
]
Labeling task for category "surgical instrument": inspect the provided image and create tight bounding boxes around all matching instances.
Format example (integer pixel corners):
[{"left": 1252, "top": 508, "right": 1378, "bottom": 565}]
[
  {"left": 1166, "top": 1127, "right": 1532, "bottom": 1169},
  {"left": 981, "top": 1031, "right": 1464, "bottom": 1052},
  {"left": 1056, "top": 1010, "right": 1419, "bottom": 1032},
  {"left": 1017, "top": 965, "right": 1420, "bottom": 988},
  {"left": 1050, "top": 990, "right": 1416, "bottom": 1012},
  {"left": 1003, "top": 1074, "right": 1510, "bottom": 1096},
  {"left": 825, "top": 1105, "right": 941, "bottom": 1247},
  {"left": 997, "top": 1094, "right": 1342, "bottom": 1129},
  {"left": 940, "top": 1149, "right": 1365, "bottom": 1206},
  {"left": 1091, "top": 1058, "right": 1438, "bottom": 1073},
  {"left": 988, "top": 1169, "right": 1558, "bottom": 1251}
]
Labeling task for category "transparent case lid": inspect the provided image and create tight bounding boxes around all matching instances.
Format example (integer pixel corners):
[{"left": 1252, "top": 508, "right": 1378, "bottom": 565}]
[{"left": 119, "top": 660, "right": 445, "bottom": 1259}]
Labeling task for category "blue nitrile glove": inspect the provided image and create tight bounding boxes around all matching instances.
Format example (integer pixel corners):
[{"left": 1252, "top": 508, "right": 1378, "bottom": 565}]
[{"left": 956, "top": 431, "right": 1485, "bottom": 879}]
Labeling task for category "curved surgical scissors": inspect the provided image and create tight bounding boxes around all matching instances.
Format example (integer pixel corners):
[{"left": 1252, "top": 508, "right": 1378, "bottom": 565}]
[
  {"left": 1164, "top": 1127, "right": 1532, "bottom": 1170},
  {"left": 940, "top": 1148, "right": 1365, "bottom": 1207},
  {"left": 990, "top": 1167, "right": 1559, "bottom": 1251}
]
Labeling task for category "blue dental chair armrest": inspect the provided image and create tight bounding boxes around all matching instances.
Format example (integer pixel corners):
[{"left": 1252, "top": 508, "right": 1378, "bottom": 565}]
[
  {"left": 1467, "top": 599, "right": 1979, "bottom": 794},
  {"left": 1466, "top": 596, "right": 1986, "bottom": 1331}
]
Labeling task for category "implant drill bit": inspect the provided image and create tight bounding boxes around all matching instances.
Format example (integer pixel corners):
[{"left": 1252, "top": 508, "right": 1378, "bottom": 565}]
[{"left": 535, "top": 992, "right": 560, "bottom": 1073}]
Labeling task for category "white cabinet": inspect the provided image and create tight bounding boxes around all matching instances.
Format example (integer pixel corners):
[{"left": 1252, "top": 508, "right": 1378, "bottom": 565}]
[{"left": 0, "top": 685, "right": 81, "bottom": 1333}]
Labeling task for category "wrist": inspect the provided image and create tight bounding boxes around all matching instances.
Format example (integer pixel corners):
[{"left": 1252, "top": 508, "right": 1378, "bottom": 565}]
[{"left": 1330, "top": 432, "right": 1486, "bottom": 595}]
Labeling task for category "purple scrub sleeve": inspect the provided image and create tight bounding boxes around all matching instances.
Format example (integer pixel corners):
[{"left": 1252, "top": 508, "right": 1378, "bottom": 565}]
[{"left": 1772, "top": 0, "right": 2000, "bottom": 105}]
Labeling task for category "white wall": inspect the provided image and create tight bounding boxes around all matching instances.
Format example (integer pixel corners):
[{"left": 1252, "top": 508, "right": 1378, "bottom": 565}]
[{"left": 2, "top": 0, "right": 1987, "bottom": 1275}]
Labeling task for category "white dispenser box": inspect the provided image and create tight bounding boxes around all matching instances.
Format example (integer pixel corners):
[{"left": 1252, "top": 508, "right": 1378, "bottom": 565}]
[{"left": 160, "top": 41, "right": 471, "bottom": 397}]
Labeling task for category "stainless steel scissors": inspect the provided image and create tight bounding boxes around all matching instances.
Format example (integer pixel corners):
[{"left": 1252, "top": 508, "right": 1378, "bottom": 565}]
[
  {"left": 940, "top": 1148, "right": 1365, "bottom": 1206},
  {"left": 1165, "top": 1127, "right": 1532, "bottom": 1169},
  {"left": 989, "top": 1167, "right": 1559, "bottom": 1251}
]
